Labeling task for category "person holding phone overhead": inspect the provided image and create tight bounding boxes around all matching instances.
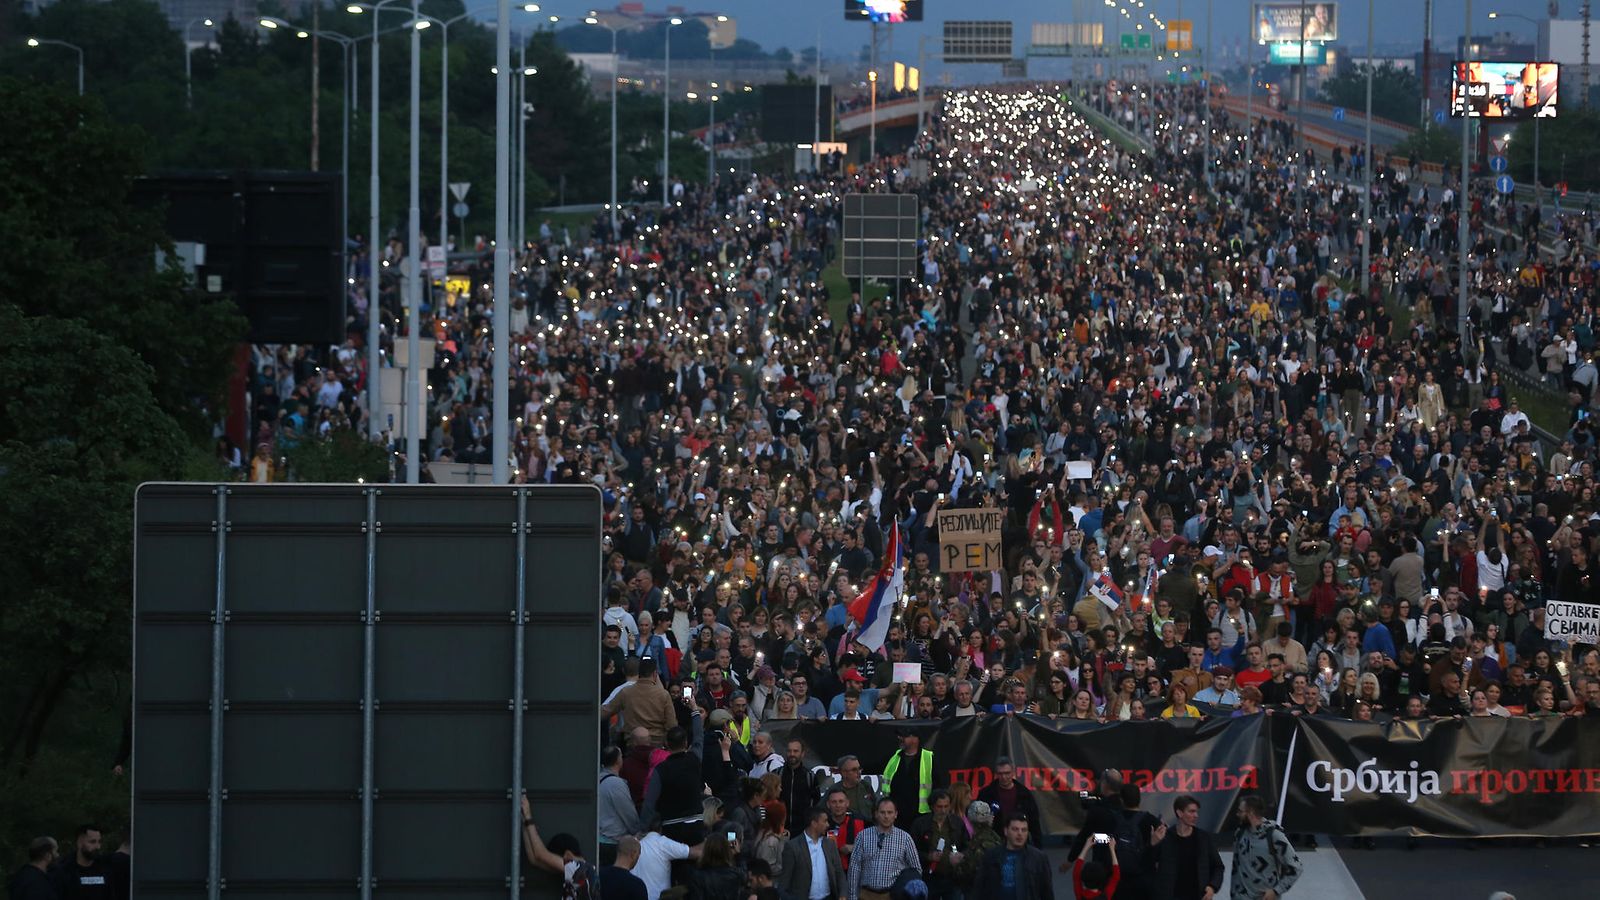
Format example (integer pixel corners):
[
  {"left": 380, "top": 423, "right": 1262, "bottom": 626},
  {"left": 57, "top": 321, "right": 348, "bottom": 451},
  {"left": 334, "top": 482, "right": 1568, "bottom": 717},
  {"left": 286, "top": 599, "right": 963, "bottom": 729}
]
[{"left": 1069, "top": 834, "right": 1120, "bottom": 899}]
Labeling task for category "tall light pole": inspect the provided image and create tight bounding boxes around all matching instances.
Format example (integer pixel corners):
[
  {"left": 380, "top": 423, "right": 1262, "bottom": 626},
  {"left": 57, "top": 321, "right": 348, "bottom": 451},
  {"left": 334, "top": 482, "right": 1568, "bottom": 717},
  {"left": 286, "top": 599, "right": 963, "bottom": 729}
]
[
  {"left": 261, "top": 19, "right": 355, "bottom": 291},
  {"left": 1203, "top": 0, "right": 1212, "bottom": 190},
  {"left": 349, "top": 0, "right": 410, "bottom": 441},
  {"left": 25, "top": 37, "right": 83, "bottom": 95},
  {"left": 813, "top": 27, "right": 823, "bottom": 171},
  {"left": 663, "top": 16, "right": 683, "bottom": 205},
  {"left": 586, "top": 13, "right": 622, "bottom": 240},
  {"left": 1458, "top": 0, "right": 1473, "bottom": 346},
  {"left": 1245, "top": 15, "right": 1256, "bottom": 193},
  {"left": 494, "top": 0, "right": 512, "bottom": 485},
  {"left": 1361, "top": 0, "right": 1373, "bottom": 294},
  {"left": 518, "top": 50, "right": 536, "bottom": 251},
  {"left": 1295, "top": 0, "right": 1307, "bottom": 217},
  {"left": 439, "top": 7, "right": 495, "bottom": 254},
  {"left": 407, "top": 4, "right": 426, "bottom": 483},
  {"left": 184, "top": 18, "right": 215, "bottom": 109},
  {"left": 869, "top": 68, "right": 878, "bottom": 160},
  {"left": 1489, "top": 11, "right": 1544, "bottom": 199}
]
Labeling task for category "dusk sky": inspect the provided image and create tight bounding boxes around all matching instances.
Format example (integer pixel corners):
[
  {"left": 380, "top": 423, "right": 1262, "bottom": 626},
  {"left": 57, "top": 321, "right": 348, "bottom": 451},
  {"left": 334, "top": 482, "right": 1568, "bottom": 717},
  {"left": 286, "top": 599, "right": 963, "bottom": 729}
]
[{"left": 626, "top": 0, "right": 1563, "bottom": 60}]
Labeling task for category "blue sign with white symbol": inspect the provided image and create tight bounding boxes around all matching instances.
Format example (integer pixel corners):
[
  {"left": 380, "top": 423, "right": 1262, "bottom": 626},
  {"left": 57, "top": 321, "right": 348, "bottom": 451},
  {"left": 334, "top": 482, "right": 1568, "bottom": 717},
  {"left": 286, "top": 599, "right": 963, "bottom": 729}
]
[
  {"left": 1434, "top": 110, "right": 1447, "bottom": 124},
  {"left": 1495, "top": 175, "right": 1515, "bottom": 195},
  {"left": 1332, "top": 107, "right": 1345, "bottom": 121},
  {"left": 1489, "top": 155, "right": 1508, "bottom": 173}
]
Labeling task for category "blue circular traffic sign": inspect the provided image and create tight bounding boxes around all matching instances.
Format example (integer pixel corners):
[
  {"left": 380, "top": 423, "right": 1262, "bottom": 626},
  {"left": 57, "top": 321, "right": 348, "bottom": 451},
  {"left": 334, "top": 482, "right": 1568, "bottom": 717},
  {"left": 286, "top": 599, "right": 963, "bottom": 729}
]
[
  {"left": 1495, "top": 174, "right": 1515, "bottom": 195},
  {"left": 1489, "top": 155, "right": 1508, "bottom": 173}
]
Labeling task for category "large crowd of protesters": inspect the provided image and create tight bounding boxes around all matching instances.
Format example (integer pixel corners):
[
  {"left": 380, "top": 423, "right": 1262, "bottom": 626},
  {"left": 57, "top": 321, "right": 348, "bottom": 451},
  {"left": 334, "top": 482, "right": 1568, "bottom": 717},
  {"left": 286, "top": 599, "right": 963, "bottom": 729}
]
[{"left": 206, "top": 75, "right": 1600, "bottom": 900}]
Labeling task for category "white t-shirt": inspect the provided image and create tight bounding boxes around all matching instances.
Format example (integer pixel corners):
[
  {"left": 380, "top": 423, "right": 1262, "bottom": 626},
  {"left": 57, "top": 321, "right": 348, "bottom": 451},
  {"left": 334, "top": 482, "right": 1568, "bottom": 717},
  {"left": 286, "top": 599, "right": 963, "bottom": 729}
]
[{"left": 635, "top": 833, "right": 691, "bottom": 900}]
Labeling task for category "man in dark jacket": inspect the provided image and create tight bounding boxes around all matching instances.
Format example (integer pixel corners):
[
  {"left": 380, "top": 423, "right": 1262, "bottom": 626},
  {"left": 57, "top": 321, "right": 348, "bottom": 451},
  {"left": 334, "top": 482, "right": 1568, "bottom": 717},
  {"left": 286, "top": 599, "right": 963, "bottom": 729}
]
[
  {"left": 642, "top": 714, "right": 712, "bottom": 845},
  {"left": 778, "top": 807, "right": 846, "bottom": 900},
  {"left": 1153, "top": 795, "right": 1224, "bottom": 900},
  {"left": 7, "top": 837, "right": 59, "bottom": 900},
  {"left": 972, "top": 813, "right": 1052, "bottom": 900},
  {"left": 976, "top": 757, "right": 1042, "bottom": 847}
]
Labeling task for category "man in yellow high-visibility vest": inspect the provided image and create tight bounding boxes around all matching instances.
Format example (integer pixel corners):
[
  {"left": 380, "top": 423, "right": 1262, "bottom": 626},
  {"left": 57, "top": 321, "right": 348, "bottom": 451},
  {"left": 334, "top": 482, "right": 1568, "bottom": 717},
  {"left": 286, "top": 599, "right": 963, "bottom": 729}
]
[{"left": 881, "top": 729, "right": 941, "bottom": 815}]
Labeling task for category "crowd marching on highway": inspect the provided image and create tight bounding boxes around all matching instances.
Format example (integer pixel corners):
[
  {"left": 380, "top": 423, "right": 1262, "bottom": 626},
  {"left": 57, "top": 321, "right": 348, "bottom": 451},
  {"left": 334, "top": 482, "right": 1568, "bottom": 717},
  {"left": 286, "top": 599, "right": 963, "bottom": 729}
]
[{"left": 226, "top": 79, "right": 1600, "bottom": 900}]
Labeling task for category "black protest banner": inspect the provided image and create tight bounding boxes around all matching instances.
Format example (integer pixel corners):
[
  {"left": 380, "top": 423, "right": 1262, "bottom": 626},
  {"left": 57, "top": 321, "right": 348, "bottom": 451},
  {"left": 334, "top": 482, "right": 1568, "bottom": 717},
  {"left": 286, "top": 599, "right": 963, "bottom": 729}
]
[
  {"left": 766, "top": 715, "right": 1600, "bottom": 839},
  {"left": 1280, "top": 715, "right": 1600, "bottom": 837},
  {"left": 771, "top": 716, "right": 1268, "bottom": 835}
]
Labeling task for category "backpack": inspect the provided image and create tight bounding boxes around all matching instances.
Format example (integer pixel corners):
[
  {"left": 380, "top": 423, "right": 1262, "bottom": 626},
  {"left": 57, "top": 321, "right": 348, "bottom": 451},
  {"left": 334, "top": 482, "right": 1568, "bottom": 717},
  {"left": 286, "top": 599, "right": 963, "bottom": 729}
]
[
  {"left": 563, "top": 859, "right": 598, "bottom": 900},
  {"left": 1104, "top": 809, "right": 1151, "bottom": 874}
]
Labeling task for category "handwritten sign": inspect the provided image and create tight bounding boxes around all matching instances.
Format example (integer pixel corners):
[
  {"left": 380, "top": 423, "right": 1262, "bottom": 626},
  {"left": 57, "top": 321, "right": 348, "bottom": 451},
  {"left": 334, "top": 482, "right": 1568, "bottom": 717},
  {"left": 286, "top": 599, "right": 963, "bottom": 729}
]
[
  {"left": 1545, "top": 600, "right": 1600, "bottom": 643},
  {"left": 937, "top": 508, "right": 1004, "bottom": 573}
]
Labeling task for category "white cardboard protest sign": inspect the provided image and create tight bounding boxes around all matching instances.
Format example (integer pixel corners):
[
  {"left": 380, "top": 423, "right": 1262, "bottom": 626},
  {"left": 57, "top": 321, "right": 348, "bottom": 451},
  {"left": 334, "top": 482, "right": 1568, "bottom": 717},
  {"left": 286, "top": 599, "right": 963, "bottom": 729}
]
[{"left": 1545, "top": 600, "right": 1600, "bottom": 642}]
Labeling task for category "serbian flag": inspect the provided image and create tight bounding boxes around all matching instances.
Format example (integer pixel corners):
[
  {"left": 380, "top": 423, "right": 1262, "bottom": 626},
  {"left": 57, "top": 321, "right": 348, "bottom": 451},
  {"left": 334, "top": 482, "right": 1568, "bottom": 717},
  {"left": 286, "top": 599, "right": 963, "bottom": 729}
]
[
  {"left": 1089, "top": 570, "right": 1124, "bottom": 611},
  {"left": 846, "top": 527, "right": 906, "bottom": 652}
]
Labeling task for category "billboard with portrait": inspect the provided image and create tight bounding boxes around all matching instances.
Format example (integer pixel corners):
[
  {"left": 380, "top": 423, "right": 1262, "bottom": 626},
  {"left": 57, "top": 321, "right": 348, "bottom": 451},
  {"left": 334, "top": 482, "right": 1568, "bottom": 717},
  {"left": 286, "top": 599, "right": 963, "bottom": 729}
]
[
  {"left": 845, "top": 0, "right": 924, "bottom": 23},
  {"left": 1451, "top": 61, "right": 1560, "bottom": 118},
  {"left": 1254, "top": 3, "right": 1339, "bottom": 43}
]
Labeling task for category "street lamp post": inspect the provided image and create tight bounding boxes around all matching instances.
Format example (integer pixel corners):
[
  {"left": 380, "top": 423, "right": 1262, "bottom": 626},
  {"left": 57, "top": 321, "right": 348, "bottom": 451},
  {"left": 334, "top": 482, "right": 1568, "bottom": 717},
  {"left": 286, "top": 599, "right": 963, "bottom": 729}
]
[
  {"left": 407, "top": 3, "right": 425, "bottom": 484},
  {"left": 494, "top": 0, "right": 512, "bottom": 485},
  {"left": 184, "top": 18, "right": 215, "bottom": 109},
  {"left": 1203, "top": 0, "right": 1212, "bottom": 190},
  {"left": 1489, "top": 11, "right": 1545, "bottom": 199},
  {"left": 707, "top": 86, "right": 718, "bottom": 187},
  {"left": 586, "top": 14, "right": 622, "bottom": 240},
  {"left": 260, "top": 19, "right": 355, "bottom": 295},
  {"left": 869, "top": 68, "right": 878, "bottom": 160},
  {"left": 1361, "top": 0, "right": 1374, "bottom": 295},
  {"left": 663, "top": 16, "right": 682, "bottom": 206},
  {"left": 349, "top": 0, "right": 411, "bottom": 442},
  {"left": 1458, "top": 0, "right": 1472, "bottom": 346},
  {"left": 26, "top": 37, "right": 83, "bottom": 95}
]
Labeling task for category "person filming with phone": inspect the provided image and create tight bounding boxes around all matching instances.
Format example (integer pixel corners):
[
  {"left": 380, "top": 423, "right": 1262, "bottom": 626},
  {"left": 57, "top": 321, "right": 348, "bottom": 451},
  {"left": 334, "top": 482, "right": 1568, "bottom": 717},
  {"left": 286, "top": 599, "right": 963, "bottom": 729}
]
[{"left": 1069, "top": 831, "right": 1120, "bottom": 899}]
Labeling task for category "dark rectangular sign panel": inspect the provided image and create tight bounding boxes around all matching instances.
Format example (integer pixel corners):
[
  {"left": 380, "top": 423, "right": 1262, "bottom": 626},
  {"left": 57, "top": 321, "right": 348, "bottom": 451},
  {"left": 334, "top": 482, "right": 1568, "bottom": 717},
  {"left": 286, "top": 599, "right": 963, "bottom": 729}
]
[
  {"left": 842, "top": 193, "right": 919, "bottom": 280},
  {"left": 133, "top": 484, "right": 601, "bottom": 899}
]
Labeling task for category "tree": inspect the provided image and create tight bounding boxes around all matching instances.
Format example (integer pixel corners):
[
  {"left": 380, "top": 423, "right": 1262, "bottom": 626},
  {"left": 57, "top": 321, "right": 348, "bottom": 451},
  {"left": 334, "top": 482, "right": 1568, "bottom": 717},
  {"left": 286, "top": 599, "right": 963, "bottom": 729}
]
[
  {"left": 1318, "top": 63, "right": 1420, "bottom": 126},
  {"left": 286, "top": 428, "right": 393, "bottom": 483},
  {"left": 0, "top": 72, "right": 239, "bottom": 860},
  {"left": 0, "top": 76, "right": 245, "bottom": 436},
  {"left": 1509, "top": 107, "right": 1600, "bottom": 193},
  {"left": 1393, "top": 124, "right": 1461, "bottom": 166}
]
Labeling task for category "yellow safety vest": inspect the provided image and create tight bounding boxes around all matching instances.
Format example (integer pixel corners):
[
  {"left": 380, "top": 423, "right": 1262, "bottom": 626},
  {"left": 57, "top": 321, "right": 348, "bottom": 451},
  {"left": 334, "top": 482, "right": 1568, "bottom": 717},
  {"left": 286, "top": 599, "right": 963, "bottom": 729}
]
[
  {"left": 731, "top": 715, "right": 752, "bottom": 745},
  {"left": 881, "top": 749, "right": 935, "bottom": 814}
]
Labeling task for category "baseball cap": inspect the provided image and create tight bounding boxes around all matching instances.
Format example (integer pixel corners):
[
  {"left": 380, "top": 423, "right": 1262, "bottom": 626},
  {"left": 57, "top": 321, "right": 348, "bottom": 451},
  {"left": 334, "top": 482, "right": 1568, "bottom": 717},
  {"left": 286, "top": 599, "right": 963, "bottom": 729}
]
[{"left": 839, "top": 667, "right": 867, "bottom": 684}]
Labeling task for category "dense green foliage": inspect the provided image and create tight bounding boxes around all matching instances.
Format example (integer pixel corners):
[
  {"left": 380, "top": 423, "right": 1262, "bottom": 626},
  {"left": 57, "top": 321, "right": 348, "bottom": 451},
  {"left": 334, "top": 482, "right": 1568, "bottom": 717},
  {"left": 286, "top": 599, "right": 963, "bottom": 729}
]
[
  {"left": 1318, "top": 63, "right": 1422, "bottom": 126},
  {"left": 1509, "top": 107, "right": 1600, "bottom": 193},
  {"left": 0, "top": 73, "right": 246, "bottom": 858},
  {"left": 3, "top": 0, "right": 764, "bottom": 244}
]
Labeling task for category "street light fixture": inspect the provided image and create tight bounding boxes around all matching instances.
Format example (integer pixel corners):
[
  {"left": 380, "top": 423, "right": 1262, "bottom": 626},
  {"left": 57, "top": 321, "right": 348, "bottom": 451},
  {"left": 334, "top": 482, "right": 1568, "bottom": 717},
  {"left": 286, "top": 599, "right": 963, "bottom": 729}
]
[
  {"left": 184, "top": 18, "right": 216, "bottom": 110},
  {"left": 259, "top": 18, "right": 358, "bottom": 312},
  {"left": 586, "top": 12, "right": 623, "bottom": 240},
  {"left": 868, "top": 68, "right": 878, "bottom": 160},
  {"left": 26, "top": 37, "right": 84, "bottom": 95},
  {"left": 663, "top": 16, "right": 683, "bottom": 205},
  {"left": 345, "top": 0, "right": 414, "bottom": 456}
]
